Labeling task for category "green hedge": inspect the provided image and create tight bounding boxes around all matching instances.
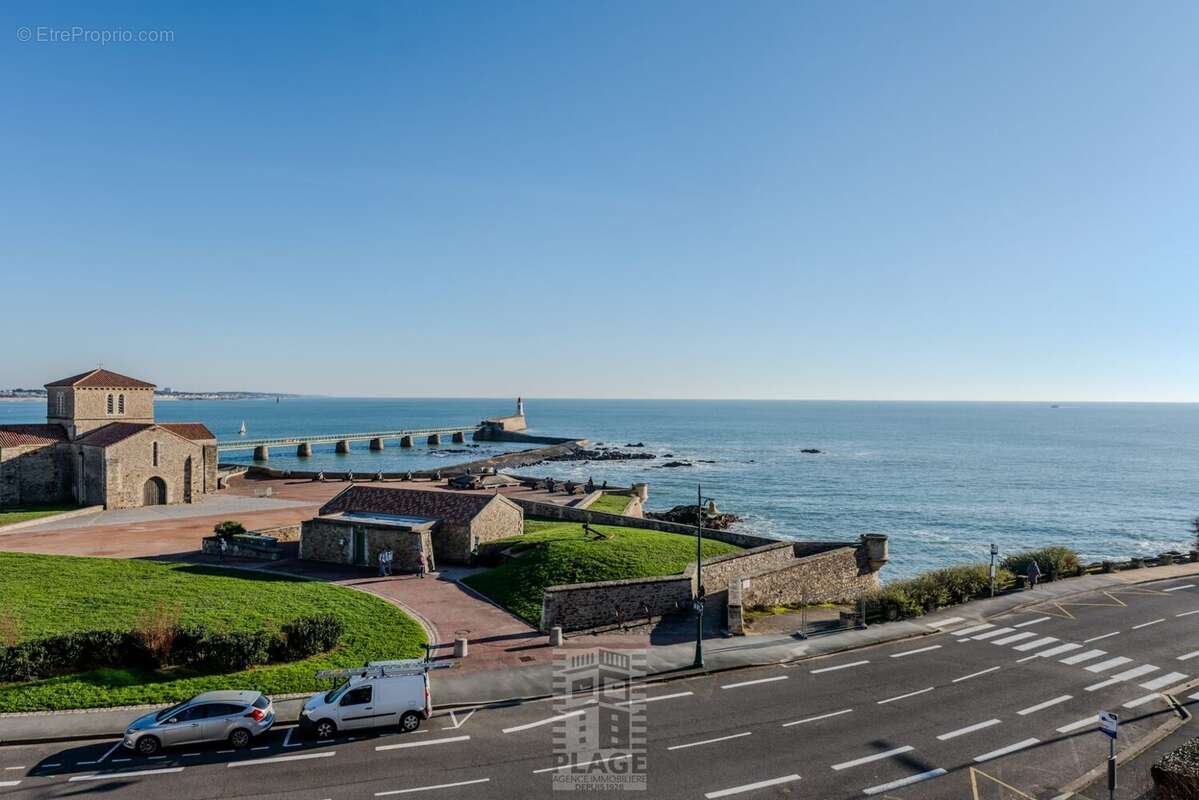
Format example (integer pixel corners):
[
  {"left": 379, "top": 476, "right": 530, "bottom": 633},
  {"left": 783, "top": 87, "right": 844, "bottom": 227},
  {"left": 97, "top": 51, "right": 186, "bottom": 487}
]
[
  {"left": 864, "top": 563, "right": 1015, "bottom": 622},
  {"left": 1000, "top": 546, "right": 1081, "bottom": 578},
  {"left": 0, "top": 614, "right": 343, "bottom": 682}
]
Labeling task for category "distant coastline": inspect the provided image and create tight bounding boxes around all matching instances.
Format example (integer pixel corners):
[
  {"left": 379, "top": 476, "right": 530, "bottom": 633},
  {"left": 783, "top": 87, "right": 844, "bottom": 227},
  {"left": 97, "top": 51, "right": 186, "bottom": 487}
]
[{"left": 0, "top": 390, "right": 301, "bottom": 402}]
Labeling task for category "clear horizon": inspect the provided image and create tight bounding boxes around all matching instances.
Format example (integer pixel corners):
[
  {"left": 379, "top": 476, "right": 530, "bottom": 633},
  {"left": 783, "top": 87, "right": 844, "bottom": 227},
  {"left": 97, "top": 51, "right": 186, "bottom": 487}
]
[{"left": 3, "top": 2, "right": 1197, "bottom": 402}]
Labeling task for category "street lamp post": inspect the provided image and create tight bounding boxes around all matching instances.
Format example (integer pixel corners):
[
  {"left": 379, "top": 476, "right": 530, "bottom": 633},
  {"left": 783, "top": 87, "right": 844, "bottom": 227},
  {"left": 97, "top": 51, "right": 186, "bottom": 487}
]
[{"left": 693, "top": 485, "right": 717, "bottom": 669}]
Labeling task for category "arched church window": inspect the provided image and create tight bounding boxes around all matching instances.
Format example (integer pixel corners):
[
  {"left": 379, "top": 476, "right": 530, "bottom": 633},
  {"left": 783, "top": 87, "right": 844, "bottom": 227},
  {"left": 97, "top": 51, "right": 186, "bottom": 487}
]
[
  {"left": 107, "top": 394, "right": 114, "bottom": 414},
  {"left": 56, "top": 392, "right": 65, "bottom": 416},
  {"left": 152, "top": 441, "right": 159, "bottom": 467},
  {"left": 118, "top": 394, "right": 125, "bottom": 414}
]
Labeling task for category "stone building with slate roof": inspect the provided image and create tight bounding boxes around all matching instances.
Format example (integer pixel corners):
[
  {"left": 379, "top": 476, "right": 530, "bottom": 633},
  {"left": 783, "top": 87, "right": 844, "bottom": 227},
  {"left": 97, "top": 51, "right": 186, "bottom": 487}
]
[{"left": 0, "top": 369, "right": 218, "bottom": 509}]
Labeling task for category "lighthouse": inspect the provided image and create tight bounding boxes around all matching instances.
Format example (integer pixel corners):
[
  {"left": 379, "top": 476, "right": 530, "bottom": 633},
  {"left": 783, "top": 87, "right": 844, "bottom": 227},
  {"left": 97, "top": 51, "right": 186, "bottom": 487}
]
[{"left": 517, "top": 396, "right": 524, "bottom": 416}]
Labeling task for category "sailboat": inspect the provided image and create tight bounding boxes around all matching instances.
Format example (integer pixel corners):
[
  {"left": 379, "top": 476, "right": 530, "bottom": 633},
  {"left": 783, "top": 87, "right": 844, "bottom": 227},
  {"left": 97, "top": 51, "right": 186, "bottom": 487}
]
[{"left": 239, "top": 421, "right": 247, "bottom": 436}]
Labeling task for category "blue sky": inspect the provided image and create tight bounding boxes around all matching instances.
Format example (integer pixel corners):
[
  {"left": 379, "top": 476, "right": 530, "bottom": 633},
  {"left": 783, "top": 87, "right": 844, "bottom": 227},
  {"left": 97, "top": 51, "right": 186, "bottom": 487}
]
[{"left": 2, "top": 1, "right": 1197, "bottom": 400}]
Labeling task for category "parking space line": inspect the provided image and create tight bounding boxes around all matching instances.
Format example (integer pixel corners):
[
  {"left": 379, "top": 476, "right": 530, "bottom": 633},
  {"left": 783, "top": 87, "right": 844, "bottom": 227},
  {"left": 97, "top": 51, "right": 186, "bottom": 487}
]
[
  {"left": 1176, "top": 610, "right": 1199, "bottom": 617},
  {"left": 1017, "top": 695, "right": 1071, "bottom": 715},
  {"left": 1014, "top": 617, "right": 1052, "bottom": 628},
  {"left": 1084, "top": 632, "right": 1120, "bottom": 643},
  {"left": 1061, "top": 649, "right": 1107, "bottom": 665},
  {"left": 0, "top": 781, "right": 22, "bottom": 788},
  {"left": 69, "top": 767, "right": 185, "bottom": 781},
  {"left": 953, "top": 666, "right": 1000, "bottom": 683},
  {"left": 878, "top": 687, "right": 934, "bottom": 705},
  {"left": 704, "top": 775, "right": 801, "bottom": 798},
  {"left": 783, "top": 708, "right": 853, "bottom": 727},
  {"left": 811, "top": 660, "right": 869, "bottom": 674},
  {"left": 375, "top": 778, "right": 490, "bottom": 796},
  {"left": 974, "top": 738, "right": 1039, "bottom": 762},
  {"left": 283, "top": 727, "right": 301, "bottom": 747},
  {"left": 1140, "top": 672, "right": 1188, "bottom": 691},
  {"left": 668, "top": 732, "right": 752, "bottom": 751},
  {"left": 972, "top": 627, "right": 1017, "bottom": 641},
  {"left": 721, "top": 675, "right": 788, "bottom": 690},
  {"left": 1035, "top": 643, "right": 1083, "bottom": 658},
  {"left": 503, "top": 710, "right": 585, "bottom": 734},
  {"left": 1178, "top": 651, "right": 1199, "bottom": 661},
  {"left": 2, "top": 767, "right": 24, "bottom": 771},
  {"left": 1012, "top": 637, "right": 1058, "bottom": 652},
  {"left": 533, "top": 754, "right": 630, "bottom": 774},
  {"left": 832, "top": 746, "right": 914, "bottom": 771},
  {"left": 112, "top": 758, "right": 131, "bottom": 763},
  {"left": 617, "top": 691, "right": 693, "bottom": 706},
  {"left": 1086, "top": 657, "right": 1133, "bottom": 673},
  {"left": 1163, "top": 584, "right": 1195, "bottom": 592},
  {"left": 1132, "top": 618, "right": 1166, "bottom": 630},
  {"left": 937, "top": 719, "right": 1001, "bottom": 741},
  {"left": 890, "top": 645, "right": 942, "bottom": 658},
  {"left": 97, "top": 742, "right": 122, "bottom": 763},
  {"left": 377, "top": 735, "right": 470, "bottom": 752},
  {"left": 863, "top": 768, "right": 947, "bottom": 796},
  {"left": 952, "top": 623, "right": 995, "bottom": 637},
  {"left": 1123, "top": 693, "right": 1161, "bottom": 709},
  {"left": 1057, "top": 716, "right": 1098, "bottom": 733},
  {"left": 992, "top": 632, "right": 1038, "bottom": 646},
  {"left": 228, "top": 751, "right": 336, "bottom": 767}
]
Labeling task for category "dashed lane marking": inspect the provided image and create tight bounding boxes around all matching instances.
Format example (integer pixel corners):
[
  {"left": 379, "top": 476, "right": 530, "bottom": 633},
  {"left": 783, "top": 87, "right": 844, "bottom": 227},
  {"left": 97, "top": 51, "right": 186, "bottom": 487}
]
[
  {"left": 953, "top": 666, "right": 1001, "bottom": 683},
  {"left": 1085, "top": 656, "right": 1133, "bottom": 673},
  {"left": 1035, "top": 643, "right": 1083, "bottom": 658},
  {"left": 3, "top": 767, "right": 25, "bottom": 771},
  {"left": 937, "top": 719, "right": 1002, "bottom": 741},
  {"left": 878, "top": 687, "right": 934, "bottom": 705},
  {"left": 1140, "top": 671, "right": 1188, "bottom": 691},
  {"left": 228, "top": 751, "right": 336, "bottom": 767},
  {"left": 668, "top": 732, "right": 752, "bottom": 750},
  {"left": 1083, "top": 632, "right": 1120, "bottom": 643},
  {"left": 1123, "top": 693, "right": 1161, "bottom": 709},
  {"left": 375, "top": 778, "right": 491, "bottom": 796},
  {"left": 721, "top": 675, "right": 788, "bottom": 690},
  {"left": 1057, "top": 716, "right": 1098, "bottom": 733},
  {"left": 704, "top": 774, "right": 802, "bottom": 798},
  {"left": 1017, "top": 695, "right": 1071, "bottom": 715},
  {"left": 1013, "top": 617, "right": 1052, "bottom": 628},
  {"left": 811, "top": 660, "right": 869, "bottom": 674},
  {"left": 41, "top": 764, "right": 61, "bottom": 768},
  {"left": 952, "top": 623, "right": 995, "bottom": 637},
  {"left": 377, "top": 735, "right": 470, "bottom": 752},
  {"left": 1105, "top": 664, "right": 1159, "bottom": 684},
  {"left": 617, "top": 691, "right": 693, "bottom": 706},
  {"left": 1163, "top": 584, "right": 1195, "bottom": 592},
  {"left": 832, "top": 746, "right": 914, "bottom": 771},
  {"left": 533, "top": 754, "right": 630, "bottom": 774},
  {"left": 1178, "top": 651, "right": 1199, "bottom": 661},
  {"left": 1012, "top": 636, "right": 1058, "bottom": 652},
  {"left": 1176, "top": 609, "right": 1199, "bottom": 617},
  {"left": 0, "top": 781, "right": 22, "bottom": 788},
  {"left": 992, "top": 632, "right": 1039, "bottom": 646},
  {"left": 890, "top": 645, "right": 942, "bottom": 658},
  {"left": 503, "top": 710, "right": 586, "bottom": 734},
  {"left": 863, "top": 768, "right": 947, "bottom": 796},
  {"left": 69, "top": 767, "right": 185, "bottom": 781},
  {"left": 112, "top": 759, "right": 131, "bottom": 764},
  {"left": 1060, "top": 649, "right": 1107, "bottom": 665},
  {"left": 974, "top": 738, "right": 1039, "bottom": 763},
  {"left": 1132, "top": 618, "right": 1166, "bottom": 630},
  {"left": 1085, "top": 678, "right": 1123, "bottom": 692},
  {"left": 972, "top": 627, "right": 1017, "bottom": 641},
  {"left": 97, "top": 742, "right": 122, "bottom": 763},
  {"left": 783, "top": 708, "right": 853, "bottom": 727}
]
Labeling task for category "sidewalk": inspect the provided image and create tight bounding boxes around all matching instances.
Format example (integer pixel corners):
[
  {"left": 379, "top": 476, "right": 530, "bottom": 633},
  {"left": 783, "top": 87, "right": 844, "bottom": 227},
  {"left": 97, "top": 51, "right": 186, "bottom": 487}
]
[{"left": 5, "top": 559, "right": 1195, "bottom": 746}]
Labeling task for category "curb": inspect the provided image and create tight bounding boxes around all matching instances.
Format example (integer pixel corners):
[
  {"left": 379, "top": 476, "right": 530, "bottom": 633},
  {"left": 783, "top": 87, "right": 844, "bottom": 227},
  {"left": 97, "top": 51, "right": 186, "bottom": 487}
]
[{"left": 0, "top": 505, "right": 104, "bottom": 534}]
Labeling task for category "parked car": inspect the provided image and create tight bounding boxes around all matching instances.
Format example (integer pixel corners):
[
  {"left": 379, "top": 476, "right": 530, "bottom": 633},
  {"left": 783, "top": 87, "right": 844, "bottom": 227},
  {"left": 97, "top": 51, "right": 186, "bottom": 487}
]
[
  {"left": 300, "top": 664, "right": 430, "bottom": 739},
  {"left": 123, "top": 691, "right": 275, "bottom": 756}
]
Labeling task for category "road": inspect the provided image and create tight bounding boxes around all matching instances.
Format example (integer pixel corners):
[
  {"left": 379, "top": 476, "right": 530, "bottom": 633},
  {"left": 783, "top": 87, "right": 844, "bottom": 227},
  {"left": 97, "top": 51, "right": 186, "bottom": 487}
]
[{"left": 2, "top": 577, "right": 1197, "bottom": 800}]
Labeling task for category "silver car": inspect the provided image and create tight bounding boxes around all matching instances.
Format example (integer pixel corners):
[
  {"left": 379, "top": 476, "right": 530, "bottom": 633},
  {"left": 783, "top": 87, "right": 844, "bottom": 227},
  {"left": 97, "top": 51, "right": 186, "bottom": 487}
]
[{"left": 122, "top": 690, "right": 275, "bottom": 756}]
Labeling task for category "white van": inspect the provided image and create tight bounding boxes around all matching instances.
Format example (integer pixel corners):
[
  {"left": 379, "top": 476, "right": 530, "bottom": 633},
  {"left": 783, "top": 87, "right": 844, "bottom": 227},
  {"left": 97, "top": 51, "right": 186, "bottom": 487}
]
[{"left": 299, "top": 661, "right": 432, "bottom": 739}]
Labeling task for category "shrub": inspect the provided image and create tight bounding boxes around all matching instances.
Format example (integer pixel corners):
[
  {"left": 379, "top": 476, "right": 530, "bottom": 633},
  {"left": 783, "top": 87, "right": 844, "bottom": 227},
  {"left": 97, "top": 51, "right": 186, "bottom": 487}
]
[
  {"left": 275, "top": 614, "right": 344, "bottom": 661},
  {"left": 134, "top": 600, "right": 181, "bottom": 667},
  {"left": 862, "top": 563, "right": 1015, "bottom": 623},
  {"left": 1001, "top": 547, "right": 1081, "bottom": 578},
  {"left": 213, "top": 520, "right": 246, "bottom": 539},
  {"left": 193, "top": 630, "right": 276, "bottom": 672},
  {"left": 0, "top": 630, "right": 144, "bottom": 682}
]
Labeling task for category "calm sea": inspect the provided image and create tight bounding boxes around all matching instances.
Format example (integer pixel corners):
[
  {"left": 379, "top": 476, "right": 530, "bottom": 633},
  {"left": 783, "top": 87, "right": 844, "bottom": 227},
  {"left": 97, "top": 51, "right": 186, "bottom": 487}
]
[{"left": 3, "top": 398, "right": 1196, "bottom": 579}]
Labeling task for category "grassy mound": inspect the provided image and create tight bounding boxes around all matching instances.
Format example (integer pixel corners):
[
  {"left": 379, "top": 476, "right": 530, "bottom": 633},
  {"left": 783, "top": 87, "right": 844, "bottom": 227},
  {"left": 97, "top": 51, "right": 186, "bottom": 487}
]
[
  {"left": 587, "top": 494, "right": 632, "bottom": 515},
  {"left": 0, "top": 553, "right": 426, "bottom": 712},
  {"left": 462, "top": 520, "right": 742, "bottom": 624}
]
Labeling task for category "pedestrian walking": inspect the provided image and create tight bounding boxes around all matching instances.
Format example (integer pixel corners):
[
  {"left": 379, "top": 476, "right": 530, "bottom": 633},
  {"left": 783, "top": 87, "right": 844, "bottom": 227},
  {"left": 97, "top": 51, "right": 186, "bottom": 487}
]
[
  {"left": 1026, "top": 559, "right": 1042, "bottom": 588},
  {"left": 427, "top": 553, "right": 435, "bottom": 575},
  {"left": 378, "top": 548, "right": 387, "bottom": 577},
  {"left": 218, "top": 536, "right": 228, "bottom": 562},
  {"left": 418, "top": 557, "right": 426, "bottom": 579}
]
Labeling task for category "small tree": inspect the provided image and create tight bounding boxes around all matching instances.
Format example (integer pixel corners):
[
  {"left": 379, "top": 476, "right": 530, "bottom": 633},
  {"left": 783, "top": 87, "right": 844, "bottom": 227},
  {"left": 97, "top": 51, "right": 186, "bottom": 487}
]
[{"left": 213, "top": 520, "right": 246, "bottom": 539}]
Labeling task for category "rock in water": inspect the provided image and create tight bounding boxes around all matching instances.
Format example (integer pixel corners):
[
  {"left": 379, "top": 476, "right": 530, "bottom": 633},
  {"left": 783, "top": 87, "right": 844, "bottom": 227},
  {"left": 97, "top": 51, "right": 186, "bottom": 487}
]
[{"left": 646, "top": 505, "right": 742, "bottom": 530}]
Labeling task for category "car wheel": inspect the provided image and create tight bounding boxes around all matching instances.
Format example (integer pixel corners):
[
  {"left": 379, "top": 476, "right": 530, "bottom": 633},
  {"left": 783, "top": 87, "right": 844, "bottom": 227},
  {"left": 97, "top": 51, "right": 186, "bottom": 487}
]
[
  {"left": 314, "top": 719, "right": 337, "bottom": 739},
  {"left": 399, "top": 711, "right": 421, "bottom": 733},
  {"left": 228, "top": 728, "right": 252, "bottom": 749},
  {"left": 136, "top": 735, "right": 161, "bottom": 757}
]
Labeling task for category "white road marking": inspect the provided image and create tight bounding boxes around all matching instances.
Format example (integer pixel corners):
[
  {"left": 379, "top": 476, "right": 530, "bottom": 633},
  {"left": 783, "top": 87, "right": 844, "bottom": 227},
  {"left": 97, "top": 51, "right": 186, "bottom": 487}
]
[
  {"left": 1014, "top": 616, "right": 1051, "bottom": 628},
  {"left": 1140, "top": 672, "right": 1188, "bottom": 691},
  {"left": 503, "top": 710, "right": 586, "bottom": 733},
  {"left": 952, "top": 623, "right": 995, "bottom": 637},
  {"left": 930, "top": 616, "right": 965, "bottom": 628},
  {"left": 832, "top": 746, "right": 914, "bottom": 771},
  {"left": 937, "top": 719, "right": 1001, "bottom": 741},
  {"left": 1123, "top": 693, "right": 1161, "bottom": 708},
  {"left": 721, "top": 675, "right": 788, "bottom": 690},
  {"left": 972, "top": 627, "right": 1017, "bottom": 641},
  {"left": 704, "top": 775, "right": 802, "bottom": 798},
  {"left": 3, "top": 767, "right": 24, "bottom": 771},
  {"left": 992, "top": 632, "right": 1038, "bottom": 646},
  {"left": 377, "top": 735, "right": 471, "bottom": 752},
  {"left": 1085, "top": 678, "right": 1123, "bottom": 692},
  {"left": 1060, "top": 649, "right": 1107, "bottom": 665},
  {"left": 1178, "top": 651, "right": 1199, "bottom": 661},
  {"left": 877, "top": 687, "right": 934, "bottom": 705},
  {"left": 229, "top": 751, "right": 336, "bottom": 767},
  {"left": 1163, "top": 584, "right": 1195, "bottom": 592},
  {"left": 1017, "top": 695, "right": 1072, "bottom": 715},
  {"left": 974, "top": 738, "right": 1039, "bottom": 762},
  {"left": 1057, "top": 716, "right": 1098, "bottom": 733},
  {"left": 112, "top": 758, "right": 131, "bottom": 763},
  {"left": 70, "top": 767, "right": 185, "bottom": 781},
  {"left": 1086, "top": 656, "right": 1133, "bottom": 673},
  {"left": 42, "top": 763, "right": 61, "bottom": 768},
  {"left": 811, "top": 660, "right": 869, "bottom": 674},
  {"left": 97, "top": 742, "right": 122, "bottom": 763},
  {"left": 183, "top": 752, "right": 202, "bottom": 757},
  {"left": 283, "top": 727, "right": 300, "bottom": 747},
  {"left": 442, "top": 709, "right": 477, "bottom": 730},
  {"left": 953, "top": 666, "right": 1001, "bottom": 683},
  {"left": 863, "top": 768, "right": 948, "bottom": 796},
  {"left": 1036, "top": 643, "right": 1083, "bottom": 658},
  {"left": 375, "top": 778, "right": 491, "bottom": 796},
  {"left": 1176, "top": 610, "right": 1199, "bottom": 617},
  {"left": 1132, "top": 618, "right": 1166, "bottom": 630},
  {"left": 533, "top": 754, "right": 630, "bottom": 774},
  {"left": 782, "top": 708, "right": 853, "bottom": 727},
  {"left": 1084, "top": 632, "right": 1120, "bottom": 643},
  {"left": 668, "top": 732, "right": 752, "bottom": 750},
  {"left": 1012, "top": 636, "right": 1058, "bottom": 652},
  {"left": 78, "top": 761, "right": 97, "bottom": 766},
  {"left": 617, "top": 691, "right": 693, "bottom": 706},
  {"left": 216, "top": 750, "right": 234, "bottom": 754},
  {"left": 890, "top": 645, "right": 942, "bottom": 658},
  {"left": 1108, "top": 665, "right": 1160, "bottom": 683},
  {"left": 0, "top": 781, "right": 21, "bottom": 788},
  {"left": 1190, "top": 693, "right": 1199, "bottom": 701}
]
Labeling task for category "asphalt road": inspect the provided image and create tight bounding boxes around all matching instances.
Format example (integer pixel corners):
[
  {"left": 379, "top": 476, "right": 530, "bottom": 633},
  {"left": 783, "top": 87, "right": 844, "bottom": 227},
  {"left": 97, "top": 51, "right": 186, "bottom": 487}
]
[{"left": 2, "top": 577, "right": 1197, "bottom": 800}]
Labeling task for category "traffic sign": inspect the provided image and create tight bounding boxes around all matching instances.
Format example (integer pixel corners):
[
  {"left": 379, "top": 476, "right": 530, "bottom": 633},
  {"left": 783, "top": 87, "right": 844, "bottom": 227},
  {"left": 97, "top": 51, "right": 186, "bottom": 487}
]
[{"left": 1099, "top": 710, "right": 1119, "bottom": 739}]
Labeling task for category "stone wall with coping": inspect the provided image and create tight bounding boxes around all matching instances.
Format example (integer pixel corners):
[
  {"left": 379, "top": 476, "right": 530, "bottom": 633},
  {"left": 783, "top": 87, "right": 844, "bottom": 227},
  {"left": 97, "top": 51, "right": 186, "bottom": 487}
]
[
  {"left": 727, "top": 579, "right": 744, "bottom": 635},
  {"left": 541, "top": 574, "right": 693, "bottom": 632},
  {"left": 0, "top": 443, "right": 72, "bottom": 507},
  {"left": 694, "top": 543, "right": 798, "bottom": 593},
  {"left": 250, "top": 523, "right": 301, "bottom": 542},
  {"left": 739, "top": 546, "right": 879, "bottom": 608}
]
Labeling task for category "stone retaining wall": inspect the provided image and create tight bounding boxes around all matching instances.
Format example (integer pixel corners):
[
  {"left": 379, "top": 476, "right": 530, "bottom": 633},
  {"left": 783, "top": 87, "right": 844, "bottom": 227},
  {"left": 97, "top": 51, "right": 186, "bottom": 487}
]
[
  {"left": 694, "top": 543, "right": 797, "bottom": 592},
  {"left": 250, "top": 523, "right": 301, "bottom": 542},
  {"left": 541, "top": 574, "right": 693, "bottom": 632},
  {"left": 740, "top": 547, "right": 879, "bottom": 607}
]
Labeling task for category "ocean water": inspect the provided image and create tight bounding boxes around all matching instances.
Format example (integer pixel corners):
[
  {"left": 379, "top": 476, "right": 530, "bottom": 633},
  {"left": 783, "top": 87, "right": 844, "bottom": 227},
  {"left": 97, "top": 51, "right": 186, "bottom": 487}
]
[{"left": 3, "top": 398, "right": 1196, "bottom": 579}]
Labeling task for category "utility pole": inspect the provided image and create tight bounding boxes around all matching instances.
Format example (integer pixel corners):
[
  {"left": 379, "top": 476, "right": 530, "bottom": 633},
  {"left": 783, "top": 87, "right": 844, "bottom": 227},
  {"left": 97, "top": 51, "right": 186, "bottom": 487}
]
[
  {"left": 693, "top": 484, "right": 705, "bottom": 669},
  {"left": 989, "top": 543, "right": 998, "bottom": 598}
]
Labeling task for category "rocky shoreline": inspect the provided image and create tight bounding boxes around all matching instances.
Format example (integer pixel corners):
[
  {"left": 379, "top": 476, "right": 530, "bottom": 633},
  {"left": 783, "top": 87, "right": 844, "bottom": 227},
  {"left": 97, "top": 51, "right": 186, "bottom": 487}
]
[{"left": 645, "top": 504, "right": 742, "bottom": 530}]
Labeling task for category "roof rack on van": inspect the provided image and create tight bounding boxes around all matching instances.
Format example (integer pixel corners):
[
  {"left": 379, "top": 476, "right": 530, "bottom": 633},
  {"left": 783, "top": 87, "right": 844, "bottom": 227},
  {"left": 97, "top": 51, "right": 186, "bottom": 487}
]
[{"left": 314, "top": 659, "right": 457, "bottom": 681}]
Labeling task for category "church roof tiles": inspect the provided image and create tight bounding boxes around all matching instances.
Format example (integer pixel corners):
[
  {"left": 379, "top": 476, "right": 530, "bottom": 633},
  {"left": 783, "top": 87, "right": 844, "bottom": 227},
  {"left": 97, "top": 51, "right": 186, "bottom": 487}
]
[{"left": 45, "top": 369, "right": 156, "bottom": 389}]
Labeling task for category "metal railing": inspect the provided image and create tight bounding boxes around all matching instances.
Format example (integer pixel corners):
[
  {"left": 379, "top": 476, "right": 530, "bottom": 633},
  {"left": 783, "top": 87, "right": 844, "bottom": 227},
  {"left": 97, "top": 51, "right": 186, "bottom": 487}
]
[{"left": 217, "top": 426, "right": 480, "bottom": 450}]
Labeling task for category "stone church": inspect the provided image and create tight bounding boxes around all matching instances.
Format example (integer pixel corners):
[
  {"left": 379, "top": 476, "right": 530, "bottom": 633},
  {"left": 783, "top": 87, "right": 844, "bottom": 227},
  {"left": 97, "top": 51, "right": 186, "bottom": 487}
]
[{"left": 0, "top": 369, "right": 218, "bottom": 509}]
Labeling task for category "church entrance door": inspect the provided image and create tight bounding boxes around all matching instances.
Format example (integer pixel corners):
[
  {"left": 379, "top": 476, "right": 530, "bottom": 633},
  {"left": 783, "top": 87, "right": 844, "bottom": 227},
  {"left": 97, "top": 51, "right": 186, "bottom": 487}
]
[{"left": 143, "top": 477, "right": 167, "bottom": 506}]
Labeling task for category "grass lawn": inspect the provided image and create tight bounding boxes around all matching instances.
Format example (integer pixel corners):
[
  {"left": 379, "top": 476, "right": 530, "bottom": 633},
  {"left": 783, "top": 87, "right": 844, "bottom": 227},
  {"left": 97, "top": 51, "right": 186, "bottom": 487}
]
[
  {"left": 0, "top": 504, "right": 79, "bottom": 527},
  {"left": 0, "top": 553, "right": 426, "bottom": 712},
  {"left": 586, "top": 493, "right": 631, "bottom": 515},
  {"left": 462, "top": 520, "right": 742, "bottom": 624}
]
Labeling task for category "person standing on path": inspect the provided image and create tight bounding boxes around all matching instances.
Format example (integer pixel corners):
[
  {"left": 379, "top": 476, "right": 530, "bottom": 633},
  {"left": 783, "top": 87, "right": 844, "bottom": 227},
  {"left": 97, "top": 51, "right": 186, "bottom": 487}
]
[
  {"left": 378, "top": 548, "right": 388, "bottom": 577},
  {"left": 1026, "top": 559, "right": 1042, "bottom": 588},
  {"left": 418, "top": 555, "right": 426, "bottom": 579},
  {"left": 218, "top": 536, "right": 228, "bottom": 562}
]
